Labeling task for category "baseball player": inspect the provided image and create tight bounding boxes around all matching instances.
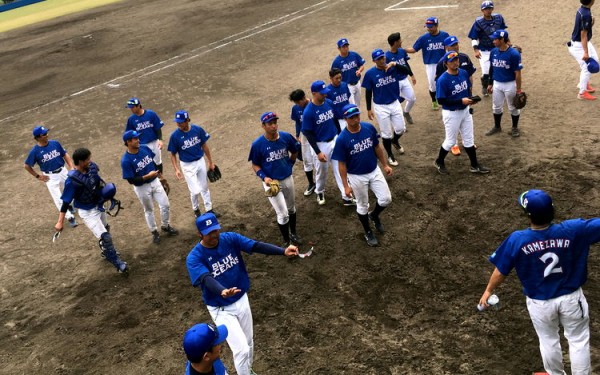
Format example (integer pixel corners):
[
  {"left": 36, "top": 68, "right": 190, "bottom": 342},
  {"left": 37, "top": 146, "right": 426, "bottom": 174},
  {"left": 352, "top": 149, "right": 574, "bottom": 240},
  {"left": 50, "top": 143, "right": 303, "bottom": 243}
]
[
  {"left": 301, "top": 80, "right": 354, "bottom": 207},
  {"left": 568, "top": 0, "right": 598, "bottom": 101},
  {"left": 168, "top": 110, "right": 218, "bottom": 218},
  {"left": 485, "top": 30, "right": 524, "bottom": 138},
  {"left": 479, "top": 189, "right": 600, "bottom": 375},
  {"left": 54, "top": 148, "right": 128, "bottom": 273},
  {"left": 405, "top": 17, "right": 450, "bottom": 110},
  {"left": 362, "top": 48, "right": 409, "bottom": 166},
  {"left": 434, "top": 36, "right": 477, "bottom": 157},
  {"left": 289, "top": 89, "right": 316, "bottom": 196},
  {"left": 248, "top": 112, "right": 303, "bottom": 246},
  {"left": 24, "top": 126, "right": 78, "bottom": 228},
  {"left": 183, "top": 322, "right": 229, "bottom": 375},
  {"left": 468, "top": 1, "right": 508, "bottom": 97},
  {"left": 186, "top": 213, "right": 299, "bottom": 375},
  {"left": 327, "top": 68, "right": 353, "bottom": 131},
  {"left": 434, "top": 51, "right": 490, "bottom": 175},
  {"left": 386, "top": 32, "right": 417, "bottom": 125},
  {"left": 331, "top": 38, "right": 366, "bottom": 107},
  {"left": 332, "top": 104, "right": 392, "bottom": 247},
  {"left": 121, "top": 130, "right": 178, "bottom": 244}
]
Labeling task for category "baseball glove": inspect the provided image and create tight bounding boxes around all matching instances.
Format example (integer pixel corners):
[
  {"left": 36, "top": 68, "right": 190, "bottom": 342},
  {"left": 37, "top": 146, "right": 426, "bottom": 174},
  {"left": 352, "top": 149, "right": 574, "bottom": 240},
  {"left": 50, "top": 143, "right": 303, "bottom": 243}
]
[
  {"left": 207, "top": 165, "right": 222, "bottom": 183},
  {"left": 265, "top": 180, "right": 281, "bottom": 197},
  {"left": 513, "top": 91, "right": 528, "bottom": 109},
  {"left": 160, "top": 177, "right": 170, "bottom": 195}
]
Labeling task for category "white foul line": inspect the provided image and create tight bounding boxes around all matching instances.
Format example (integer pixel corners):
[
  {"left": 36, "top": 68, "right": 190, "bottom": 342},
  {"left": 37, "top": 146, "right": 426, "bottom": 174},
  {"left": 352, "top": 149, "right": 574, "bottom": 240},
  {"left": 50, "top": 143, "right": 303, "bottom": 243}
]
[{"left": 385, "top": 0, "right": 458, "bottom": 11}]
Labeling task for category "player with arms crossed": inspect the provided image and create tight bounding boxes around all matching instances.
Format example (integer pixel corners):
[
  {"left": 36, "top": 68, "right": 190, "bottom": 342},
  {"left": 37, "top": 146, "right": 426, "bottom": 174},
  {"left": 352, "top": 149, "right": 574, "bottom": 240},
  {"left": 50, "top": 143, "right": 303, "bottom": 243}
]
[
  {"left": 186, "top": 213, "right": 299, "bottom": 375},
  {"left": 479, "top": 189, "right": 600, "bottom": 375},
  {"left": 183, "top": 322, "right": 229, "bottom": 375},
  {"left": 331, "top": 38, "right": 366, "bottom": 107},
  {"left": 332, "top": 104, "right": 392, "bottom": 247},
  {"left": 24, "top": 126, "right": 78, "bottom": 228},
  {"left": 568, "top": 0, "right": 599, "bottom": 101},
  {"left": 386, "top": 32, "right": 417, "bottom": 125},
  {"left": 249, "top": 112, "right": 303, "bottom": 246},
  {"left": 289, "top": 89, "right": 316, "bottom": 196}
]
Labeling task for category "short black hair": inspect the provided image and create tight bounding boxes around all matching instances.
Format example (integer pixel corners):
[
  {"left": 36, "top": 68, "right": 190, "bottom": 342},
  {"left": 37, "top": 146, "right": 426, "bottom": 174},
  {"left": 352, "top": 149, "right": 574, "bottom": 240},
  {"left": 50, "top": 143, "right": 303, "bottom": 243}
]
[
  {"left": 388, "top": 32, "right": 401, "bottom": 46},
  {"left": 329, "top": 68, "right": 342, "bottom": 78},
  {"left": 581, "top": 0, "right": 593, "bottom": 6},
  {"left": 528, "top": 207, "right": 555, "bottom": 226},
  {"left": 289, "top": 89, "right": 306, "bottom": 102},
  {"left": 72, "top": 148, "right": 91, "bottom": 166}
]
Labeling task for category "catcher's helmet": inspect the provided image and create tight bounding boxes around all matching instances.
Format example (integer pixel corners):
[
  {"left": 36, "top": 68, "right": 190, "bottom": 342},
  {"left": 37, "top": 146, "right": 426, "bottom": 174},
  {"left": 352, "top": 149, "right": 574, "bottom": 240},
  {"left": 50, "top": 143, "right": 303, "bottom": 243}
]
[
  {"left": 101, "top": 183, "right": 117, "bottom": 200},
  {"left": 587, "top": 58, "right": 600, "bottom": 74}
]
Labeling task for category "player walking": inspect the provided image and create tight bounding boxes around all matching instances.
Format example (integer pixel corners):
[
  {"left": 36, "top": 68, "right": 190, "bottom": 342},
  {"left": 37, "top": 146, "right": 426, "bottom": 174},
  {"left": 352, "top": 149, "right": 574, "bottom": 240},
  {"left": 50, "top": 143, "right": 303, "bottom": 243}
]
[
  {"left": 568, "top": 0, "right": 598, "bottom": 101},
  {"left": 183, "top": 322, "right": 229, "bottom": 375},
  {"left": 186, "top": 213, "right": 299, "bottom": 375},
  {"left": 121, "top": 130, "right": 178, "bottom": 244},
  {"left": 434, "top": 51, "right": 490, "bottom": 175},
  {"left": 479, "top": 189, "right": 600, "bottom": 375},
  {"left": 249, "top": 112, "right": 303, "bottom": 246},
  {"left": 332, "top": 104, "right": 392, "bottom": 247},
  {"left": 362, "top": 49, "right": 409, "bottom": 166},
  {"left": 327, "top": 68, "right": 353, "bottom": 131},
  {"left": 168, "top": 110, "right": 219, "bottom": 218},
  {"left": 405, "top": 17, "right": 450, "bottom": 110},
  {"left": 24, "top": 126, "right": 78, "bottom": 228},
  {"left": 54, "top": 148, "right": 128, "bottom": 273},
  {"left": 485, "top": 30, "right": 524, "bottom": 137},
  {"left": 331, "top": 38, "right": 366, "bottom": 107},
  {"left": 468, "top": 1, "right": 508, "bottom": 97},
  {"left": 386, "top": 32, "right": 417, "bottom": 125},
  {"left": 289, "top": 89, "right": 316, "bottom": 196}
]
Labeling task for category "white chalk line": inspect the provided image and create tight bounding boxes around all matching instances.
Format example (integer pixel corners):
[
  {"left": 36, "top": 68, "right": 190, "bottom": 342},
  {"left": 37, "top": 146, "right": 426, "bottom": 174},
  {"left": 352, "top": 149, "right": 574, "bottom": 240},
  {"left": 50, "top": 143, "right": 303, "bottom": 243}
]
[
  {"left": 385, "top": 0, "right": 458, "bottom": 11},
  {"left": 0, "top": 1, "right": 333, "bottom": 124}
]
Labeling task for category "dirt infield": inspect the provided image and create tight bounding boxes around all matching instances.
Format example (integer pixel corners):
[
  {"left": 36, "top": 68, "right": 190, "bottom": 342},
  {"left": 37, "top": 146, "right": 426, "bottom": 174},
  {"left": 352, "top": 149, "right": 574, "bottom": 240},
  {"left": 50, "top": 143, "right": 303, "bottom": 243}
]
[{"left": 1, "top": 0, "right": 600, "bottom": 374}]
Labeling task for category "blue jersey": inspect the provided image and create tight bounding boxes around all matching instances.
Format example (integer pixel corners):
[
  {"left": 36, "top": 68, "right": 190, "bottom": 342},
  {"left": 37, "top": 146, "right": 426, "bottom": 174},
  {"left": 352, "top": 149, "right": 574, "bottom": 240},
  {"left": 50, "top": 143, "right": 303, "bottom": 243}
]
[
  {"left": 435, "top": 52, "right": 476, "bottom": 81},
  {"left": 121, "top": 145, "right": 157, "bottom": 186},
  {"left": 490, "top": 47, "right": 522, "bottom": 82},
  {"left": 25, "top": 140, "right": 67, "bottom": 173},
  {"left": 186, "top": 359, "right": 227, "bottom": 375},
  {"left": 125, "top": 109, "right": 164, "bottom": 144},
  {"left": 248, "top": 131, "right": 297, "bottom": 180},
  {"left": 572, "top": 6, "right": 593, "bottom": 42},
  {"left": 301, "top": 99, "right": 338, "bottom": 142},
  {"left": 412, "top": 31, "right": 450, "bottom": 64},
  {"left": 186, "top": 232, "right": 257, "bottom": 307},
  {"left": 489, "top": 218, "right": 600, "bottom": 300},
  {"left": 331, "top": 122, "right": 380, "bottom": 175},
  {"left": 326, "top": 82, "right": 352, "bottom": 119},
  {"left": 168, "top": 125, "right": 210, "bottom": 163},
  {"left": 468, "top": 14, "right": 508, "bottom": 51},
  {"left": 290, "top": 104, "right": 306, "bottom": 138},
  {"left": 362, "top": 66, "right": 400, "bottom": 105},
  {"left": 61, "top": 162, "right": 103, "bottom": 210},
  {"left": 385, "top": 49, "right": 411, "bottom": 81},
  {"left": 436, "top": 69, "right": 472, "bottom": 111},
  {"left": 331, "top": 51, "right": 366, "bottom": 85}
]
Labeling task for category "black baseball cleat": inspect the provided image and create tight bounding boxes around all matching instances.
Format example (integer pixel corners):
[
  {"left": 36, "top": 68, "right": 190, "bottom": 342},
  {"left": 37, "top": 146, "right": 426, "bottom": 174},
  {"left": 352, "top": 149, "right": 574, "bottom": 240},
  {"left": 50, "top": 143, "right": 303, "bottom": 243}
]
[
  {"left": 511, "top": 127, "right": 520, "bottom": 137},
  {"left": 303, "top": 184, "right": 316, "bottom": 196},
  {"left": 152, "top": 230, "right": 161, "bottom": 244},
  {"left": 434, "top": 160, "right": 449, "bottom": 175},
  {"left": 194, "top": 208, "right": 201, "bottom": 218},
  {"left": 470, "top": 164, "right": 491, "bottom": 174},
  {"left": 403, "top": 112, "right": 414, "bottom": 124},
  {"left": 485, "top": 126, "right": 502, "bottom": 136},
  {"left": 290, "top": 233, "right": 304, "bottom": 245},
  {"left": 342, "top": 197, "right": 357, "bottom": 206},
  {"left": 369, "top": 213, "right": 385, "bottom": 233},
  {"left": 161, "top": 225, "right": 179, "bottom": 236},
  {"left": 364, "top": 231, "right": 379, "bottom": 247}
]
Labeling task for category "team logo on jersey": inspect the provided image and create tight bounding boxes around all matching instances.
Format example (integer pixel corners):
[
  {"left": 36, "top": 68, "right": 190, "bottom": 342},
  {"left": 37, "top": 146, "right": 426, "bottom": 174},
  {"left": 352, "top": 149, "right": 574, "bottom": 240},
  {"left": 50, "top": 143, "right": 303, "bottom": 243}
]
[
  {"left": 316, "top": 110, "right": 334, "bottom": 125},
  {"left": 342, "top": 60, "right": 358, "bottom": 72},
  {"left": 41, "top": 149, "right": 61, "bottom": 163},
  {"left": 181, "top": 136, "right": 202, "bottom": 150},
  {"left": 266, "top": 148, "right": 288, "bottom": 162},
  {"left": 426, "top": 42, "right": 444, "bottom": 51},
  {"left": 332, "top": 93, "right": 350, "bottom": 105},
  {"left": 376, "top": 75, "right": 396, "bottom": 88},
  {"left": 350, "top": 137, "right": 373, "bottom": 155},
  {"left": 211, "top": 254, "right": 239, "bottom": 277},
  {"left": 135, "top": 155, "right": 154, "bottom": 173},
  {"left": 135, "top": 120, "right": 154, "bottom": 131},
  {"left": 451, "top": 80, "right": 469, "bottom": 96},
  {"left": 492, "top": 59, "right": 510, "bottom": 69}
]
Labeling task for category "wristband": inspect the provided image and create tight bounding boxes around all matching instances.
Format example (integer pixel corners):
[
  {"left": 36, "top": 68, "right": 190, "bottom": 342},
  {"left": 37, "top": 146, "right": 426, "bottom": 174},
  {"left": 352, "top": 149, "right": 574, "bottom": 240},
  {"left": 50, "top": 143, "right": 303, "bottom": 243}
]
[{"left": 256, "top": 170, "right": 266, "bottom": 181}]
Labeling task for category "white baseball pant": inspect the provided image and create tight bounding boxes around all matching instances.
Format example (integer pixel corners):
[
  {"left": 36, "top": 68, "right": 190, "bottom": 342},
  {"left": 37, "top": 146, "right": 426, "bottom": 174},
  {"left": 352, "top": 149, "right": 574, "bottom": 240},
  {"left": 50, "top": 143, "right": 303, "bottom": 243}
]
[
  {"left": 144, "top": 139, "right": 162, "bottom": 166},
  {"left": 263, "top": 175, "right": 296, "bottom": 225},
  {"left": 492, "top": 80, "right": 520, "bottom": 116},
  {"left": 208, "top": 293, "right": 254, "bottom": 375},
  {"left": 301, "top": 135, "right": 315, "bottom": 172},
  {"left": 43, "top": 167, "right": 74, "bottom": 220},
  {"left": 478, "top": 50, "right": 492, "bottom": 75},
  {"left": 373, "top": 101, "right": 405, "bottom": 139},
  {"left": 180, "top": 157, "right": 212, "bottom": 212},
  {"left": 425, "top": 63, "right": 438, "bottom": 92},
  {"left": 441, "top": 108, "right": 475, "bottom": 151},
  {"left": 314, "top": 138, "right": 345, "bottom": 198},
  {"left": 568, "top": 41, "right": 599, "bottom": 94},
  {"left": 348, "top": 168, "right": 392, "bottom": 215},
  {"left": 348, "top": 82, "right": 361, "bottom": 108},
  {"left": 133, "top": 178, "right": 170, "bottom": 232},
  {"left": 78, "top": 207, "right": 109, "bottom": 239},
  {"left": 526, "top": 288, "right": 590, "bottom": 375},
  {"left": 398, "top": 77, "right": 416, "bottom": 113}
]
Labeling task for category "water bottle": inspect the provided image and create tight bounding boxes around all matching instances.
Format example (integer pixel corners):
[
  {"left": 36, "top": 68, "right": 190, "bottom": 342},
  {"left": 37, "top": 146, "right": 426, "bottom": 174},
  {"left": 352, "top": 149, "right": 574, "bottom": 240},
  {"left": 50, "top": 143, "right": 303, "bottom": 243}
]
[{"left": 477, "top": 294, "right": 500, "bottom": 311}]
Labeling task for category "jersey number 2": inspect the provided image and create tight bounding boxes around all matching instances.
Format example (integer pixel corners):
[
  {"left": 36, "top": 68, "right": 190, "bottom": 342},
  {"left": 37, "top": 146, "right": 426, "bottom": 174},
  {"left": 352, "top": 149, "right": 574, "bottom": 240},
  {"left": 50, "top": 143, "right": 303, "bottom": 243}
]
[{"left": 539, "top": 252, "right": 563, "bottom": 278}]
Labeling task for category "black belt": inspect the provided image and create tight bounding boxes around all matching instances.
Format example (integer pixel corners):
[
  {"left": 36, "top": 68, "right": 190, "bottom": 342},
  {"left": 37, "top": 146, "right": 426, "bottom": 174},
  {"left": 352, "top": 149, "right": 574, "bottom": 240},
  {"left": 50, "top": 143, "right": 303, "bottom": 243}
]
[
  {"left": 443, "top": 107, "right": 468, "bottom": 112},
  {"left": 321, "top": 137, "right": 335, "bottom": 143},
  {"left": 46, "top": 167, "right": 64, "bottom": 174},
  {"left": 348, "top": 82, "right": 359, "bottom": 86}
]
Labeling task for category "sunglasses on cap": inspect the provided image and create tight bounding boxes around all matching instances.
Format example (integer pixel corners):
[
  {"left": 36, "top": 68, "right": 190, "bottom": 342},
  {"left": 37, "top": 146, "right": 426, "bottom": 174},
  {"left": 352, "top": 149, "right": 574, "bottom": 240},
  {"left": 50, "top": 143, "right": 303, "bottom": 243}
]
[{"left": 344, "top": 107, "right": 360, "bottom": 117}]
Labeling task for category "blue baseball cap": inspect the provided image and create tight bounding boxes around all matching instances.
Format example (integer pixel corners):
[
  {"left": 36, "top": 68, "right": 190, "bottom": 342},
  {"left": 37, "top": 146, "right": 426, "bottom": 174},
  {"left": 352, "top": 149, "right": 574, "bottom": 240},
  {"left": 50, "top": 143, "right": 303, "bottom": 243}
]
[
  {"left": 425, "top": 17, "right": 438, "bottom": 28},
  {"left": 174, "top": 110, "right": 189, "bottom": 123},
  {"left": 372, "top": 48, "right": 385, "bottom": 61},
  {"left": 337, "top": 38, "right": 349, "bottom": 48},
  {"left": 260, "top": 111, "right": 279, "bottom": 123},
  {"left": 126, "top": 97, "right": 140, "bottom": 108},
  {"left": 518, "top": 190, "right": 553, "bottom": 217},
  {"left": 481, "top": 1, "right": 494, "bottom": 9},
  {"left": 444, "top": 36, "right": 459, "bottom": 47},
  {"left": 491, "top": 29, "right": 508, "bottom": 41},
  {"left": 443, "top": 51, "right": 460, "bottom": 62},
  {"left": 196, "top": 212, "right": 221, "bottom": 235},
  {"left": 183, "top": 323, "right": 228, "bottom": 363},
  {"left": 342, "top": 103, "right": 361, "bottom": 118},
  {"left": 310, "top": 80, "right": 330, "bottom": 95},
  {"left": 122, "top": 130, "right": 140, "bottom": 142},
  {"left": 587, "top": 58, "right": 600, "bottom": 74},
  {"left": 32, "top": 126, "right": 49, "bottom": 137}
]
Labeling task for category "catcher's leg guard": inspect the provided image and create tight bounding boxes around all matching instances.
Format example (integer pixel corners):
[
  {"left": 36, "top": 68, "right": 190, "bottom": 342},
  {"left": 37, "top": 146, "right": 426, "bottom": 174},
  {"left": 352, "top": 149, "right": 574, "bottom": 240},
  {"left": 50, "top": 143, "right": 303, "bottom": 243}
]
[{"left": 99, "top": 232, "right": 127, "bottom": 272}]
